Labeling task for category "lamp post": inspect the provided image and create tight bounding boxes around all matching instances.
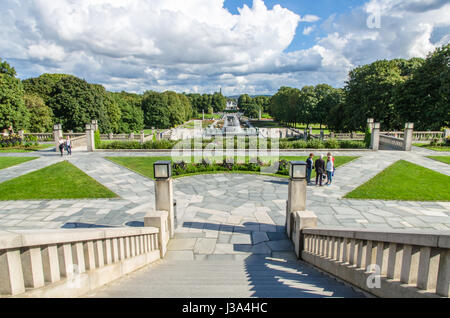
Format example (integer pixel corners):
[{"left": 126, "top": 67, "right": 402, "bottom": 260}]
[
  {"left": 153, "top": 161, "right": 175, "bottom": 238},
  {"left": 286, "top": 161, "right": 307, "bottom": 239}
]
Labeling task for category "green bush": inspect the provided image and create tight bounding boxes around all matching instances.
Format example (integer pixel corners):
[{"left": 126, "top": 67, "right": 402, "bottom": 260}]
[
  {"left": 364, "top": 127, "right": 371, "bottom": 149},
  {"left": 306, "top": 139, "right": 325, "bottom": 149},
  {"left": 324, "top": 139, "right": 339, "bottom": 149},
  {"left": 339, "top": 140, "right": 365, "bottom": 149},
  {"left": 94, "top": 130, "right": 101, "bottom": 149}
]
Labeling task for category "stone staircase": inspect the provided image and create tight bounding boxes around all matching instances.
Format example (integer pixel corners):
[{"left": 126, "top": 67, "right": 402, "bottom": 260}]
[{"left": 89, "top": 255, "right": 367, "bottom": 298}]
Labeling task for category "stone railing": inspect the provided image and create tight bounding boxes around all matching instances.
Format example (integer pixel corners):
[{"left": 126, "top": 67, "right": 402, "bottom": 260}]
[
  {"left": 0, "top": 227, "right": 160, "bottom": 298},
  {"left": 381, "top": 131, "right": 444, "bottom": 141},
  {"left": 100, "top": 133, "right": 143, "bottom": 141},
  {"left": 300, "top": 227, "right": 450, "bottom": 298},
  {"left": 332, "top": 133, "right": 365, "bottom": 140},
  {"left": 379, "top": 134, "right": 404, "bottom": 151},
  {"left": 69, "top": 135, "right": 87, "bottom": 149},
  {"left": 23, "top": 133, "right": 53, "bottom": 142}
]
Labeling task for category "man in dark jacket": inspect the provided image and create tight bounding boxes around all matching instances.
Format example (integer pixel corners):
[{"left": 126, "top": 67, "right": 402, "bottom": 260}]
[
  {"left": 314, "top": 155, "right": 325, "bottom": 186},
  {"left": 306, "top": 153, "right": 314, "bottom": 185}
]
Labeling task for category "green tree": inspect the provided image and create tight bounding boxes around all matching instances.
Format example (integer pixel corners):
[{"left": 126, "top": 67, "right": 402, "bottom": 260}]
[
  {"left": 48, "top": 76, "right": 109, "bottom": 132},
  {"left": 24, "top": 94, "right": 53, "bottom": 132},
  {"left": 297, "top": 86, "right": 318, "bottom": 129},
  {"left": 141, "top": 91, "right": 171, "bottom": 129},
  {"left": 314, "top": 84, "right": 343, "bottom": 129},
  {"left": 395, "top": 45, "right": 450, "bottom": 130},
  {"left": 0, "top": 59, "right": 29, "bottom": 131},
  {"left": 111, "top": 92, "right": 144, "bottom": 133}
]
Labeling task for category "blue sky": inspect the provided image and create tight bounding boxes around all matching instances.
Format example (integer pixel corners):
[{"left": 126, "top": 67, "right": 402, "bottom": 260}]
[
  {"left": 224, "top": 0, "right": 366, "bottom": 51},
  {"left": 1, "top": 0, "right": 449, "bottom": 95}
]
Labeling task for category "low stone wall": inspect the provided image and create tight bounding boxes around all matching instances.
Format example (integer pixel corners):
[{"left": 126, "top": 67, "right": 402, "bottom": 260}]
[
  {"left": 300, "top": 227, "right": 450, "bottom": 298},
  {"left": 0, "top": 227, "right": 160, "bottom": 297},
  {"left": 379, "top": 134, "right": 404, "bottom": 151},
  {"left": 70, "top": 135, "right": 87, "bottom": 149}
]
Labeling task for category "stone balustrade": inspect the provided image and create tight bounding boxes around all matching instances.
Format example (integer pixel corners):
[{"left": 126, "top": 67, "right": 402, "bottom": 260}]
[
  {"left": 23, "top": 133, "right": 54, "bottom": 142},
  {"left": 0, "top": 227, "right": 160, "bottom": 297},
  {"left": 379, "top": 134, "right": 404, "bottom": 151},
  {"left": 69, "top": 134, "right": 88, "bottom": 148},
  {"left": 381, "top": 131, "right": 444, "bottom": 141},
  {"left": 300, "top": 227, "right": 450, "bottom": 298}
]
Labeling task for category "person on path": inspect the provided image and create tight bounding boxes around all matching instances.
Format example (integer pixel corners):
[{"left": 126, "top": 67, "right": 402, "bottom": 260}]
[
  {"left": 314, "top": 155, "right": 325, "bottom": 186},
  {"left": 326, "top": 155, "right": 334, "bottom": 185},
  {"left": 306, "top": 153, "right": 314, "bottom": 185},
  {"left": 58, "top": 137, "right": 64, "bottom": 157},
  {"left": 66, "top": 136, "right": 72, "bottom": 156}
]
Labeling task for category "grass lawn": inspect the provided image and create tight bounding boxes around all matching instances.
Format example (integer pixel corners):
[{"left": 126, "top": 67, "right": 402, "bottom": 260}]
[
  {"left": 413, "top": 143, "right": 450, "bottom": 152},
  {"left": 0, "top": 144, "right": 52, "bottom": 153},
  {"left": 0, "top": 161, "right": 118, "bottom": 200},
  {"left": 0, "top": 157, "right": 38, "bottom": 170},
  {"left": 107, "top": 156, "right": 359, "bottom": 180},
  {"left": 428, "top": 156, "right": 450, "bottom": 165},
  {"left": 345, "top": 160, "right": 450, "bottom": 201}
]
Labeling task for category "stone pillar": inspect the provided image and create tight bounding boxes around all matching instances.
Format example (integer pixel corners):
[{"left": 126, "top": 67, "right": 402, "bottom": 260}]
[
  {"left": 129, "top": 132, "right": 134, "bottom": 141},
  {"left": 403, "top": 123, "right": 414, "bottom": 151},
  {"left": 144, "top": 210, "right": 169, "bottom": 258},
  {"left": 309, "top": 127, "right": 313, "bottom": 136},
  {"left": 444, "top": 129, "right": 450, "bottom": 140},
  {"left": 156, "top": 132, "right": 161, "bottom": 141},
  {"left": 259, "top": 109, "right": 262, "bottom": 121},
  {"left": 86, "top": 124, "right": 95, "bottom": 152},
  {"left": 367, "top": 118, "right": 374, "bottom": 133},
  {"left": 286, "top": 177, "right": 307, "bottom": 239},
  {"left": 202, "top": 110, "right": 205, "bottom": 121},
  {"left": 330, "top": 132, "right": 335, "bottom": 139},
  {"left": 108, "top": 132, "right": 113, "bottom": 140},
  {"left": 91, "top": 120, "right": 98, "bottom": 131},
  {"left": 53, "top": 124, "right": 62, "bottom": 152},
  {"left": 154, "top": 179, "right": 175, "bottom": 239},
  {"left": 371, "top": 122, "right": 380, "bottom": 151},
  {"left": 140, "top": 130, "right": 145, "bottom": 144},
  {"left": 292, "top": 211, "right": 318, "bottom": 258},
  {"left": 320, "top": 129, "right": 324, "bottom": 140},
  {"left": 18, "top": 130, "right": 24, "bottom": 140}
]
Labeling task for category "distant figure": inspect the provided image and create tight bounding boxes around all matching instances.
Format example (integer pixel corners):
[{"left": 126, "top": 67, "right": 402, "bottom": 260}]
[
  {"left": 306, "top": 153, "right": 314, "bottom": 185},
  {"left": 8, "top": 125, "right": 14, "bottom": 136},
  {"left": 66, "top": 136, "right": 72, "bottom": 156},
  {"left": 314, "top": 155, "right": 325, "bottom": 187},
  {"left": 326, "top": 155, "right": 334, "bottom": 186},
  {"left": 58, "top": 137, "right": 64, "bottom": 157}
]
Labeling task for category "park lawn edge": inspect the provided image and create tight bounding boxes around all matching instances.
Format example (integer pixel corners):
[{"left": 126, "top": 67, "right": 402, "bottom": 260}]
[
  {"left": 0, "top": 161, "right": 118, "bottom": 201},
  {"left": 0, "top": 157, "right": 39, "bottom": 170},
  {"left": 427, "top": 156, "right": 450, "bottom": 165},
  {"left": 344, "top": 160, "right": 450, "bottom": 202},
  {"left": 106, "top": 156, "right": 360, "bottom": 180}
]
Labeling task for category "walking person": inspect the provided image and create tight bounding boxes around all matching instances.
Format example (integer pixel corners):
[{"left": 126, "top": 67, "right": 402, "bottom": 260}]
[
  {"left": 66, "top": 136, "right": 72, "bottom": 156},
  {"left": 314, "top": 155, "right": 325, "bottom": 186},
  {"left": 326, "top": 155, "right": 334, "bottom": 185},
  {"left": 58, "top": 137, "right": 64, "bottom": 157},
  {"left": 306, "top": 153, "right": 314, "bottom": 185}
]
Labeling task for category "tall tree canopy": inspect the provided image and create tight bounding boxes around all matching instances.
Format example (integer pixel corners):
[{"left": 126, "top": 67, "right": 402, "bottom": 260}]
[{"left": 0, "top": 59, "right": 29, "bottom": 131}]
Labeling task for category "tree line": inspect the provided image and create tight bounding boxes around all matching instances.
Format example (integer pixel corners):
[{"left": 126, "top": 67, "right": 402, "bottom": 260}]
[
  {"left": 0, "top": 63, "right": 227, "bottom": 133},
  {"left": 269, "top": 44, "right": 449, "bottom": 132}
]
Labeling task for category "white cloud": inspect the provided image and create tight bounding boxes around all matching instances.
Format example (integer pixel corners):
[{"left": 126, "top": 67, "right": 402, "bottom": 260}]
[{"left": 0, "top": 0, "right": 449, "bottom": 95}]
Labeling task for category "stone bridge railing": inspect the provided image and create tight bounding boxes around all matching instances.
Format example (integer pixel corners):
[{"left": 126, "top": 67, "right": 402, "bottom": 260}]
[
  {"left": 23, "top": 133, "right": 53, "bottom": 142},
  {"left": 0, "top": 227, "right": 162, "bottom": 298},
  {"left": 297, "top": 226, "right": 450, "bottom": 298},
  {"left": 70, "top": 134, "right": 87, "bottom": 149},
  {"left": 379, "top": 134, "right": 404, "bottom": 151}
]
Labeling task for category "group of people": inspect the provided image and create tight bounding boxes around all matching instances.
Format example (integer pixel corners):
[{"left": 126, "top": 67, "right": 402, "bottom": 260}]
[
  {"left": 306, "top": 152, "right": 335, "bottom": 186},
  {"left": 58, "top": 136, "right": 72, "bottom": 157}
]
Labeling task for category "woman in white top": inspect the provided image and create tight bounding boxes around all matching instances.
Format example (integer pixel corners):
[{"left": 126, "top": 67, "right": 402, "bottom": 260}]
[
  {"left": 326, "top": 155, "right": 334, "bottom": 185},
  {"left": 66, "top": 136, "right": 72, "bottom": 156}
]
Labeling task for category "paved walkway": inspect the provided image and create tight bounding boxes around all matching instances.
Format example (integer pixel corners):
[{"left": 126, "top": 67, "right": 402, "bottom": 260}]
[{"left": 0, "top": 147, "right": 449, "bottom": 298}]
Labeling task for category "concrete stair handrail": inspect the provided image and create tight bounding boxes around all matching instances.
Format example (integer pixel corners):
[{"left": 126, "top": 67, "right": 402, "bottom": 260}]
[
  {"left": 300, "top": 227, "right": 450, "bottom": 298},
  {"left": 0, "top": 227, "right": 160, "bottom": 297}
]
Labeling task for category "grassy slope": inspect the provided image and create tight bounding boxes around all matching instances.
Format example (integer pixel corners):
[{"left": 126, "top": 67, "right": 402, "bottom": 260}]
[
  {"left": 345, "top": 160, "right": 450, "bottom": 201},
  {"left": 0, "top": 157, "right": 38, "bottom": 170},
  {"left": 107, "top": 156, "right": 359, "bottom": 180},
  {"left": 0, "top": 161, "right": 117, "bottom": 200}
]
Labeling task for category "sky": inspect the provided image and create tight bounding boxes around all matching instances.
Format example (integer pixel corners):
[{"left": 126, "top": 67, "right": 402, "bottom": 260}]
[{"left": 1, "top": 0, "right": 449, "bottom": 96}]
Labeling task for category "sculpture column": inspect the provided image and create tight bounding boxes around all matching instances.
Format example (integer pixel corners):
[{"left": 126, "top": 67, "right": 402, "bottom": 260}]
[
  {"left": 53, "top": 124, "right": 62, "bottom": 152},
  {"left": 86, "top": 124, "right": 95, "bottom": 152}
]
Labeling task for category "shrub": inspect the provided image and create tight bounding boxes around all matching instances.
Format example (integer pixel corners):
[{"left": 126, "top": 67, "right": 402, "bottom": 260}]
[
  {"left": 292, "top": 140, "right": 308, "bottom": 148},
  {"left": 94, "top": 130, "right": 101, "bottom": 149},
  {"left": 306, "top": 139, "right": 325, "bottom": 149},
  {"left": 364, "top": 127, "right": 371, "bottom": 149},
  {"left": 324, "top": 139, "right": 339, "bottom": 149},
  {"left": 339, "top": 140, "right": 365, "bottom": 149}
]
